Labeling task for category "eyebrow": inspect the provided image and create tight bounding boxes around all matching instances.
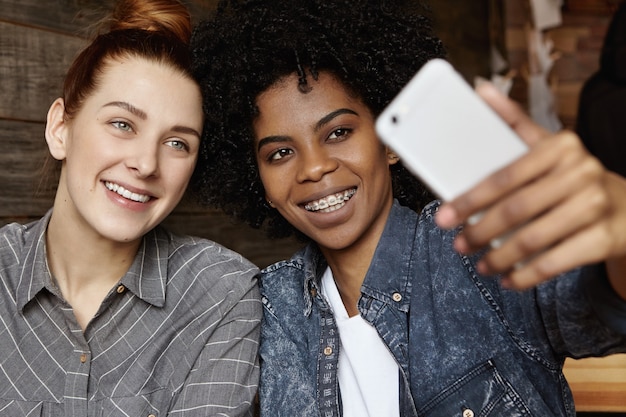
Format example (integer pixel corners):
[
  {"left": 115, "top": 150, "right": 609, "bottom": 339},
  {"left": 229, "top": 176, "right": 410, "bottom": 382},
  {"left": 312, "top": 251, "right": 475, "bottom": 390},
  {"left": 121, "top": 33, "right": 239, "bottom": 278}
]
[
  {"left": 172, "top": 125, "right": 202, "bottom": 139},
  {"left": 104, "top": 101, "right": 147, "bottom": 120},
  {"left": 314, "top": 108, "right": 358, "bottom": 131},
  {"left": 103, "top": 101, "right": 201, "bottom": 138},
  {"left": 257, "top": 108, "right": 359, "bottom": 152}
]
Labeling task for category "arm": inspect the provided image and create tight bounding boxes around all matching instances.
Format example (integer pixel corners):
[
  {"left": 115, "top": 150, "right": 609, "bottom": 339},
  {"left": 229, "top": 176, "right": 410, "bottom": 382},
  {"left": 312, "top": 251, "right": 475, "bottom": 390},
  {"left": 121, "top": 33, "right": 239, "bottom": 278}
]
[
  {"left": 435, "top": 82, "right": 626, "bottom": 300},
  {"left": 168, "top": 282, "right": 262, "bottom": 417}
]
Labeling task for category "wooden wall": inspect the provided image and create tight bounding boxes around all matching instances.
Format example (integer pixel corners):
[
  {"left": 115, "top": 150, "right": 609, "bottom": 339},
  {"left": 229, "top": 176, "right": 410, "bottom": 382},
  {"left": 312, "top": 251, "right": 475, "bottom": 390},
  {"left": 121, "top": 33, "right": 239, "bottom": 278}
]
[
  {"left": 0, "top": 0, "right": 491, "bottom": 268},
  {"left": 504, "top": 0, "right": 621, "bottom": 130}
]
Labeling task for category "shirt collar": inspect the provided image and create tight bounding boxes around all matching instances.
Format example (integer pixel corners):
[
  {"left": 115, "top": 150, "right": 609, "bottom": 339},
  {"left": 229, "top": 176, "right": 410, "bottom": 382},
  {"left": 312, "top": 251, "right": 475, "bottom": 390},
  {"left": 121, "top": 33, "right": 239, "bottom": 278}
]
[
  {"left": 16, "top": 210, "right": 53, "bottom": 311},
  {"left": 301, "top": 244, "right": 327, "bottom": 316},
  {"left": 17, "top": 211, "right": 169, "bottom": 311},
  {"left": 119, "top": 227, "right": 169, "bottom": 307}
]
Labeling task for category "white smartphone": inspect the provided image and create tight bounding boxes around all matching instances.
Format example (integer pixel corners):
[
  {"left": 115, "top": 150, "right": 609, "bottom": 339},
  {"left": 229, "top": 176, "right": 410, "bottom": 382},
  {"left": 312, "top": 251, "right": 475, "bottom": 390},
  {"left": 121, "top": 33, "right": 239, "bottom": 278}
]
[{"left": 375, "top": 58, "right": 528, "bottom": 202}]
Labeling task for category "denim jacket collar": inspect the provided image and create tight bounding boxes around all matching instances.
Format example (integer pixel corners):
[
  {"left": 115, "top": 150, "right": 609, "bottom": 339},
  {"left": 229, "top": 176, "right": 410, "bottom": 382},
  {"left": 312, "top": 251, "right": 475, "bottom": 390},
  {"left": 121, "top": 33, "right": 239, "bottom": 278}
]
[
  {"left": 299, "top": 199, "right": 416, "bottom": 316},
  {"left": 360, "top": 199, "right": 417, "bottom": 314}
]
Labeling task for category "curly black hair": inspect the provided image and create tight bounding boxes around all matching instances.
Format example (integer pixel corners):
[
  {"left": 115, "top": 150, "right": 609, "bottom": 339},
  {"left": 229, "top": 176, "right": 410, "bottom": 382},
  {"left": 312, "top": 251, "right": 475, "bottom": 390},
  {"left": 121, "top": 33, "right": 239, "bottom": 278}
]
[{"left": 190, "top": 0, "right": 446, "bottom": 239}]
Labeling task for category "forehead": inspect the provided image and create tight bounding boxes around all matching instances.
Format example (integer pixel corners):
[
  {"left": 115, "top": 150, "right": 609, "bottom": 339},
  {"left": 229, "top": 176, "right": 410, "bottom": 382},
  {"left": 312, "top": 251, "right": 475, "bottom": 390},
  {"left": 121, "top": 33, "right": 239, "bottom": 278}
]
[
  {"left": 97, "top": 56, "right": 191, "bottom": 91},
  {"left": 254, "top": 72, "right": 367, "bottom": 127},
  {"left": 80, "top": 56, "right": 202, "bottom": 123},
  {"left": 258, "top": 71, "right": 354, "bottom": 102}
]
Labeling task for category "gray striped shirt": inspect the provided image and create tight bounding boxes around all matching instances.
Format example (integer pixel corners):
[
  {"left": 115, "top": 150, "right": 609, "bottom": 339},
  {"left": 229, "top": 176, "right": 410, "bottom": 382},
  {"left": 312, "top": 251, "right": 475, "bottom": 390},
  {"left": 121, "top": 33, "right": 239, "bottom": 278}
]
[{"left": 0, "top": 210, "right": 261, "bottom": 416}]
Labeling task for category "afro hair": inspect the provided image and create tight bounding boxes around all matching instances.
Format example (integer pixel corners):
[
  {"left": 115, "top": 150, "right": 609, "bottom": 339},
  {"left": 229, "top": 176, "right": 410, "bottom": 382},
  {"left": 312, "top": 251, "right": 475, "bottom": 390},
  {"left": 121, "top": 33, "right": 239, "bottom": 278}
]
[{"left": 190, "top": 0, "right": 446, "bottom": 239}]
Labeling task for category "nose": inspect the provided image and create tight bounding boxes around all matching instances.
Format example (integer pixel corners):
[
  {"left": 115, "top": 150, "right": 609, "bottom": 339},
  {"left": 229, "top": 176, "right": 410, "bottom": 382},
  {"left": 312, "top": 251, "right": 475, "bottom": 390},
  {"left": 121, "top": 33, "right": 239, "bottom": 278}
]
[
  {"left": 125, "top": 142, "right": 159, "bottom": 178},
  {"left": 295, "top": 144, "right": 338, "bottom": 183}
]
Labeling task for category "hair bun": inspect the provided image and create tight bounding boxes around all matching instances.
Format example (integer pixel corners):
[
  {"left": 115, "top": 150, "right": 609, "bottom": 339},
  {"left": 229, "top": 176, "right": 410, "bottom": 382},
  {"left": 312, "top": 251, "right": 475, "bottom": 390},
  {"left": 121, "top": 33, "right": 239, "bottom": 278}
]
[{"left": 106, "top": 0, "right": 192, "bottom": 43}]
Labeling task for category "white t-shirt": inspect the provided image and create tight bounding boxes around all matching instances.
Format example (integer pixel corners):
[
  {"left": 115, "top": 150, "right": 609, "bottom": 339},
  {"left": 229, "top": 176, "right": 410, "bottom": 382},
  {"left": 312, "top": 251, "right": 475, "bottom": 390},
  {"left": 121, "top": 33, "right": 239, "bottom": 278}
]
[{"left": 320, "top": 267, "right": 400, "bottom": 417}]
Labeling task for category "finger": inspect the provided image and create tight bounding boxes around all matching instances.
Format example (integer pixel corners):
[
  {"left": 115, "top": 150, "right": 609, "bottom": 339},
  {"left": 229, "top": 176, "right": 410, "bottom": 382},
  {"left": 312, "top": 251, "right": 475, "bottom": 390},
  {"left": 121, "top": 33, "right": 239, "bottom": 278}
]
[
  {"left": 500, "top": 224, "right": 612, "bottom": 290},
  {"left": 459, "top": 140, "right": 602, "bottom": 253},
  {"left": 446, "top": 130, "right": 586, "bottom": 236},
  {"left": 476, "top": 181, "right": 608, "bottom": 275}
]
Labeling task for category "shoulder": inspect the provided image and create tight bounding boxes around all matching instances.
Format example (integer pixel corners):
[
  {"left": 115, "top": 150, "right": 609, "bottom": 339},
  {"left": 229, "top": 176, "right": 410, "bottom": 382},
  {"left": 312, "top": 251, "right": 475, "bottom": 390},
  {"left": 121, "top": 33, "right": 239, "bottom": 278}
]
[
  {"left": 154, "top": 226, "right": 260, "bottom": 299},
  {"left": 260, "top": 249, "right": 307, "bottom": 292},
  {"left": 0, "top": 218, "right": 43, "bottom": 268},
  {"left": 258, "top": 246, "right": 315, "bottom": 313},
  {"left": 0, "top": 221, "right": 27, "bottom": 251}
]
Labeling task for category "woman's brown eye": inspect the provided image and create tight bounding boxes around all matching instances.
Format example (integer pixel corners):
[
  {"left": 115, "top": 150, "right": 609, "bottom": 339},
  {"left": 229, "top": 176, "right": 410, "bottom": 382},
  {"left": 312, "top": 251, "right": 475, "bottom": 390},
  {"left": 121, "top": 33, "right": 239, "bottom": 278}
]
[
  {"left": 270, "top": 148, "right": 293, "bottom": 161},
  {"left": 328, "top": 128, "right": 351, "bottom": 140}
]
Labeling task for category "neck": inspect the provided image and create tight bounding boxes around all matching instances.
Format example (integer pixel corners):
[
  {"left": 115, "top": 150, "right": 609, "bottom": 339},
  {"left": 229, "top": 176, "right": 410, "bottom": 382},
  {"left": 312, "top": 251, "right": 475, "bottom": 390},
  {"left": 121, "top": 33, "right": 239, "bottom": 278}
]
[
  {"left": 320, "top": 196, "right": 394, "bottom": 317},
  {"left": 321, "top": 232, "right": 380, "bottom": 317},
  {"left": 45, "top": 206, "right": 140, "bottom": 330}
]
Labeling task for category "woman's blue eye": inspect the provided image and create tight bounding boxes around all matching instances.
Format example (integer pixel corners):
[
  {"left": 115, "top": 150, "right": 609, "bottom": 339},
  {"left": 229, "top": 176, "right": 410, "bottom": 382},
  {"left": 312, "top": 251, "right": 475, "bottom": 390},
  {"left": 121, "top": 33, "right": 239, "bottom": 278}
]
[
  {"left": 111, "top": 120, "right": 132, "bottom": 131},
  {"left": 166, "top": 140, "right": 189, "bottom": 152}
]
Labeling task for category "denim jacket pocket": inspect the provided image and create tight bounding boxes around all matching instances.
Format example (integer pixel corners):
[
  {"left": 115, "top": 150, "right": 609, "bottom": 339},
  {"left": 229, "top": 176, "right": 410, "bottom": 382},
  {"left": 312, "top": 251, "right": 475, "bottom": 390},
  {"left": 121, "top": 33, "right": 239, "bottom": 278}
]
[
  {"left": 419, "top": 360, "right": 533, "bottom": 417},
  {"left": 0, "top": 399, "right": 43, "bottom": 416}
]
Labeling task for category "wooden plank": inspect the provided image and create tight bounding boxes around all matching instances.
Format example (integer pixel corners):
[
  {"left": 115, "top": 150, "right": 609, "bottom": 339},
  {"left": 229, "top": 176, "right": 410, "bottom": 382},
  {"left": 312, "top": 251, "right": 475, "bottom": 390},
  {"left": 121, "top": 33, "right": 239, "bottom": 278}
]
[
  {"left": 0, "top": 22, "right": 86, "bottom": 121},
  {"left": 430, "top": 1, "right": 491, "bottom": 82},
  {"left": 0, "top": 0, "right": 216, "bottom": 33},
  {"left": 0, "top": 119, "right": 55, "bottom": 216},
  {"left": 565, "top": 0, "right": 624, "bottom": 15},
  {"left": 563, "top": 354, "right": 626, "bottom": 412},
  {"left": 0, "top": 0, "right": 113, "bottom": 33}
]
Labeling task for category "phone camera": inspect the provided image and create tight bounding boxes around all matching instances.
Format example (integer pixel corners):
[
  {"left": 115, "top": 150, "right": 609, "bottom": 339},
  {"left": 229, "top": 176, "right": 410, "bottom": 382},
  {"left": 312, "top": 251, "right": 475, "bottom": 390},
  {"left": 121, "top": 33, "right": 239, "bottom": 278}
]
[{"left": 391, "top": 116, "right": 398, "bottom": 124}]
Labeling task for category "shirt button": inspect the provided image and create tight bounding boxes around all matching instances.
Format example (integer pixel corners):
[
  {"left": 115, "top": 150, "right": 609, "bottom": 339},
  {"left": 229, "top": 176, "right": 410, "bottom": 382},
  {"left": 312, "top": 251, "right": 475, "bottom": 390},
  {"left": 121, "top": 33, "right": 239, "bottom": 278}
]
[
  {"left": 80, "top": 353, "right": 88, "bottom": 363},
  {"left": 323, "top": 346, "right": 333, "bottom": 356},
  {"left": 392, "top": 292, "right": 402, "bottom": 302},
  {"left": 116, "top": 285, "right": 126, "bottom": 294},
  {"left": 462, "top": 409, "right": 474, "bottom": 417},
  {"left": 147, "top": 414, "right": 156, "bottom": 417}
]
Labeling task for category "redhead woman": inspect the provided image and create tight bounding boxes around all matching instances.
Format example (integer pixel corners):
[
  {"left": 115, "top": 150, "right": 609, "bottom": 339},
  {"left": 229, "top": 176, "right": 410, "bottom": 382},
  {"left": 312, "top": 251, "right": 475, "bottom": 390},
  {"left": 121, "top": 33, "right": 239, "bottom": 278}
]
[{"left": 0, "top": 1, "right": 261, "bottom": 415}]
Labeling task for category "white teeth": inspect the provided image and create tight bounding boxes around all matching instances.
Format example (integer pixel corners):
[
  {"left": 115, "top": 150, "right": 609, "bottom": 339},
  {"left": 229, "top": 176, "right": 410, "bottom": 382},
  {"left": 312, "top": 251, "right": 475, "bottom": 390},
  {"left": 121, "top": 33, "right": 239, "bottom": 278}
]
[
  {"left": 304, "top": 189, "right": 356, "bottom": 212},
  {"left": 104, "top": 181, "right": 150, "bottom": 203}
]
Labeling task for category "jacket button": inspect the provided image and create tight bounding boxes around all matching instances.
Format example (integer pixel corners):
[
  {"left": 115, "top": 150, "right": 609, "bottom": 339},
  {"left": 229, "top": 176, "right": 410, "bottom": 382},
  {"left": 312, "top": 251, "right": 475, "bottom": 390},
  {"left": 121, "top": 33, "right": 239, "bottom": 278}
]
[
  {"left": 310, "top": 287, "right": 317, "bottom": 297},
  {"left": 462, "top": 409, "right": 474, "bottom": 417},
  {"left": 323, "top": 346, "right": 333, "bottom": 356},
  {"left": 116, "top": 285, "right": 126, "bottom": 294},
  {"left": 392, "top": 292, "right": 402, "bottom": 302}
]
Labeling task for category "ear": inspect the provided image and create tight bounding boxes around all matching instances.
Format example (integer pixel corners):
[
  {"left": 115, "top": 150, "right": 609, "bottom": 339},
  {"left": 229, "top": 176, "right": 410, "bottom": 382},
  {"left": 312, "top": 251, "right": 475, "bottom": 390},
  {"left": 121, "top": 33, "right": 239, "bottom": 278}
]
[
  {"left": 45, "top": 98, "right": 69, "bottom": 161},
  {"left": 386, "top": 147, "right": 400, "bottom": 166}
]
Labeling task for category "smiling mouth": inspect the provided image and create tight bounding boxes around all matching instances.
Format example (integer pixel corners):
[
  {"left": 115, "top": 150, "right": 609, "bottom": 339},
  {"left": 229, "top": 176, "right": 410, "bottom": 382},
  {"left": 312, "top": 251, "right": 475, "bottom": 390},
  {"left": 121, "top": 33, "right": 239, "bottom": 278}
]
[
  {"left": 304, "top": 188, "right": 356, "bottom": 213},
  {"left": 105, "top": 181, "right": 151, "bottom": 203}
]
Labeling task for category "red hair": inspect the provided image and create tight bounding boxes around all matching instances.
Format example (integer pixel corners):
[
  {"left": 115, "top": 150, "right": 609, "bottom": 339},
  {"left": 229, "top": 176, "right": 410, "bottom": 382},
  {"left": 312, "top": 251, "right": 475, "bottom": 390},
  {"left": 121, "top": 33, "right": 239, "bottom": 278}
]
[{"left": 62, "top": 0, "right": 192, "bottom": 119}]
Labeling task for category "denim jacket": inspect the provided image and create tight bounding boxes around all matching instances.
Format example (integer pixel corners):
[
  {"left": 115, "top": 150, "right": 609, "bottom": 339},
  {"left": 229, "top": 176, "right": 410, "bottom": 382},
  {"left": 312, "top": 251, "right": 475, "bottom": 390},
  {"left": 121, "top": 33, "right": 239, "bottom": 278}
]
[{"left": 258, "top": 200, "right": 626, "bottom": 417}]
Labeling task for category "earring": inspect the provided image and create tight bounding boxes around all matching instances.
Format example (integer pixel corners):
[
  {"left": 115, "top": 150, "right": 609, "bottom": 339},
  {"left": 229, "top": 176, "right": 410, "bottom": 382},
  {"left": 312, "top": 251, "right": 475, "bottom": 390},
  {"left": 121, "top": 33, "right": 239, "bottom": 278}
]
[{"left": 266, "top": 199, "right": 275, "bottom": 208}]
